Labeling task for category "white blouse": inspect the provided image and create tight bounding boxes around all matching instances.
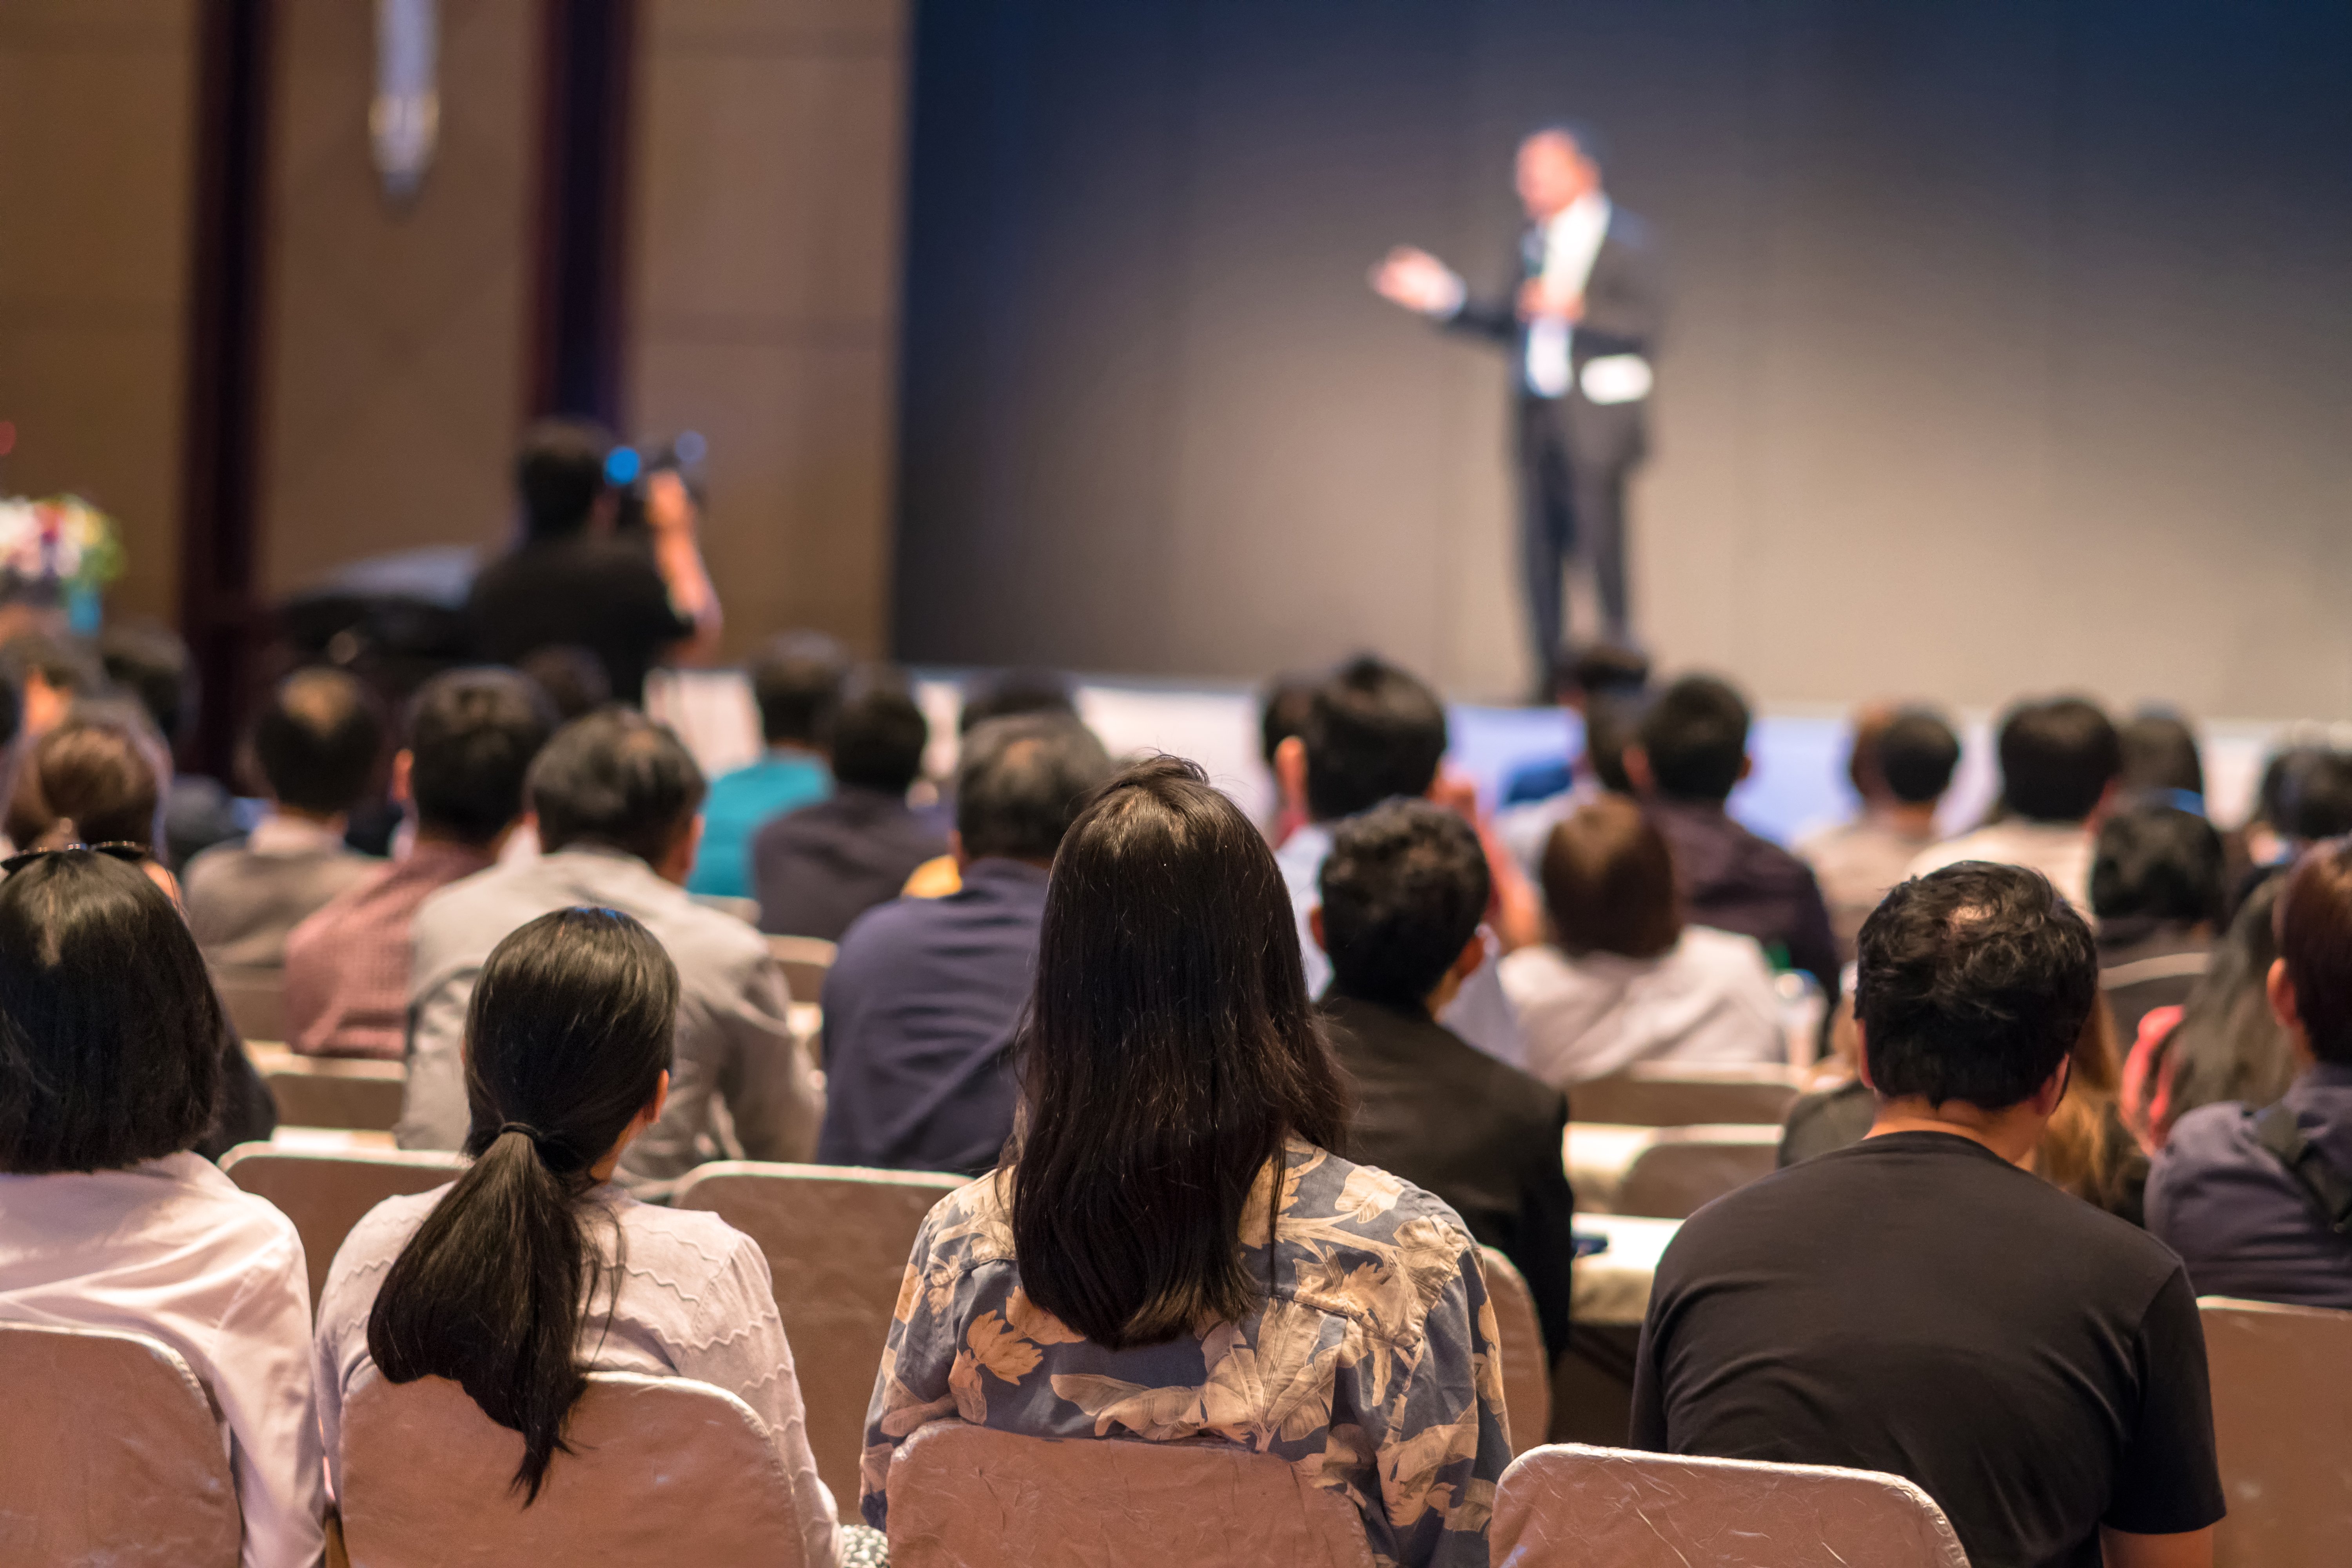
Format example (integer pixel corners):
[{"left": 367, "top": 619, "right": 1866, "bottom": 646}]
[
  {"left": 1499, "top": 925, "right": 1787, "bottom": 1089},
  {"left": 0, "top": 1152, "right": 327, "bottom": 1568},
  {"left": 315, "top": 1182, "right": 838, "bottom": 1568}
]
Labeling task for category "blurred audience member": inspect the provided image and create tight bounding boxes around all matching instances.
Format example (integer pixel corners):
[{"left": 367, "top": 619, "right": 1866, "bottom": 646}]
[
  {"left": 0, "top": 631, "right": 100, "bottom": 739},
  {"left": 184, "top": 667, "right": 383, "bottom": 976},
  {"left": 1496, "top": 645, "right": 1651, "bottom": 877},
  {"left": 957, "top": 666, "right": 1077, "bottom": 733},
  {"left": 397, "top": 710, "right": 818, "bottom": 1190},
  {"left": 2235, "top": 744, "right": 2352, "bottom": 893},
  {"left": 1798, "top": 704, "right": 1961, "bottom": 962},
  {"left": 1626, "top": 673, "right": 1840, "bottom": 1002},
  {"left": 98, "top": 621, "right": 240, "bottom": 868},
  {"left": 1638, "top": 862, "right": 2223, "bottom": 1568},
  {"left": 469, "top": 419, "right": 720, "bottom": 706},
  {"left": 688, "top": 632, "right": 846, "bottom": 899},
  {"left": 2121, "top": 876, "right": 2296, "bottom": 1148},
  {"left": 2092, "top": 802, "right": 2226, "bottom": 1043},
  {"left": 754, "top": 674, "right": 947, "bottom": 941},
  {"left": 1908, "top": 695, "right": 2119, "bottom": 908},
  {"left": 2118, "top": 709, "right": 2205, "bottom": 808},
  {"left": 818, "top": 713, "right": 1111, "bottom": 1174},
  {"left": 516, "top": 642, "right": 612, "bottom": 720},
  {"left": 283, "top": 669, "right": 553, "bottom": 1059},
  {"left": 0, "top": 851, "right": 323, "bottom": 1565},
  {"left": 2148, "top": 841, "right": 2352, "bottom": 1308},
  {"left": 1257, "top": 669, "right": 1321, "bottom": 848},
  {"left": 1501, "top": 796, "right": 1782, "bottom": 1087},
  {"left": 1314, "top": 798, "right": 1578, "bottom": 1358},
  {"left": 1500, "top": 641, "right": 1652, "bottom": 807}
]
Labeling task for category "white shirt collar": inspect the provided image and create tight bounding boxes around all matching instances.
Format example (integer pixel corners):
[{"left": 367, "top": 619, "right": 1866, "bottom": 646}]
[{"left": 246, "top": 811, "right": 348, "bottom": 857}]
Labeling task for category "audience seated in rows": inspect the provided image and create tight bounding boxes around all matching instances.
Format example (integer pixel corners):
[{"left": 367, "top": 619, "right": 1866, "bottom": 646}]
[
  {"left": 2118, "top": 709, "right": 2206, "bottom": 807},
  {"left": 0, "top": 851, "right": 325, "bottom": 1566},
  {"left": 2093, "top": 801, "right": 2226, "bottom": 1044},
  {"left": 2122, "top": 875, "right": 2296, "bottom": 1145},
  {"left": 688, "top": 631, "right": 845, "bottom": 900},
  {"left": 1907, "top": 695, "right": 2120, "bottom": 907},
  {"left": 1499, "top": 641, "right": 1653, "bottom": 808},
  {"left": 282, "top": 669, "right": 554, "bottom": 1059},
  {"left": 817, "top": 713, "right": 1110, "bottom": 1174},
  {"left": 99, "top": 621, "right": 242, "bottom": 868},
  {"left": 1797, "top": 704, "right": 1959, "bottom": 962},
  {"left": 185, "top": 667, "right": 383, "bottom": 978},
  {"left": 1501, "top": 795, "right": 1783, "bottom": 1087},
  {"left": 1272, "top": 654, "right": 1535, "bottom": 1066},
  {"left": 396, "top": 709, "right": 819, "bottom": 1189},
  {"left": 318, "top": 906, "right": 857, "bottom": 1566},
  {"left": 898, "top": 667, "right": 1085, "bottom": 899},
  {"left": 469, "top": 419, "right": 720, "bottom": 708},
  {"left": 2148, "top": 840, "right": 2352, "bottom": 1309},
  {"left": 1494, "top": 642, "right": 1651, "bottom": 877},
  {"left": 755, "top": 673, "right": 947, "bottom": 940},
  {"left": 862, "top": 757, "right": 1510, "bottom": 1568},
  {"left": 1313, "top": 797, "right": 1579, "bottom": 1360},
  {"left": 1625, "top": 673, "right": 1840, "bottom": 1002},
  {"left": 1642, "top": 862, "right": 2223, "bottom": 1568}
]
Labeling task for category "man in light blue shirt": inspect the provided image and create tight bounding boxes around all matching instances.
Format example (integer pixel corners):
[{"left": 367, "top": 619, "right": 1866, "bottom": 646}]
[{"left": 688, "top": 632, "right": 844, "bottom": 898}]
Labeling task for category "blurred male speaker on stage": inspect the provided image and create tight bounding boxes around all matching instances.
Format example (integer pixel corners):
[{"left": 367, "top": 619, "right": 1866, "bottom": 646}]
[{"left": 1374, "top": 124, "right": 1662, "bottom": 697}]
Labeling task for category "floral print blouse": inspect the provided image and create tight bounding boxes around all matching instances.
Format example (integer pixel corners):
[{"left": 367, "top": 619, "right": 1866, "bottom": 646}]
[{"left": 862, "top": 1138, "right": 1512, "bottom": 1568}]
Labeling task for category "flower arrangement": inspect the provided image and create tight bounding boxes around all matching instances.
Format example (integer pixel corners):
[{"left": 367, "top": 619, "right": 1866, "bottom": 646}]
[{"left": 0, "top": 494, "right": 125, "bottom": 632}]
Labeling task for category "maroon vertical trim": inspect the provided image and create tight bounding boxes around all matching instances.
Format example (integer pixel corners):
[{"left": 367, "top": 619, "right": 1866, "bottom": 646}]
[{"left": 529, "top": 0, "right": 638, "bottom": 425}]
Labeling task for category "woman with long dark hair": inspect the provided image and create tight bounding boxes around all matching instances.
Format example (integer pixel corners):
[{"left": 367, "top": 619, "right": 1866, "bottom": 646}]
[
  {"left": 313, "top": 907, "right": 851, "bottom": 1564},
  {"left": 861, "top": 757, "right": 1510, "bottom": 1567}
]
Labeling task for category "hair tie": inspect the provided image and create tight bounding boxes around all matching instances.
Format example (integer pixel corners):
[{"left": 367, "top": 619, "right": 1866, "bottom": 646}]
[{"left": 497, "top": 1122, "right": 546, "bottom": 1149}]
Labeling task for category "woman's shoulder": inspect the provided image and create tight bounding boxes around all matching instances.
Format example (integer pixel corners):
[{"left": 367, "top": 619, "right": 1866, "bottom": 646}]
[{"left": 1267, "top": 1145, "right": 1481, "bottom": 1342}]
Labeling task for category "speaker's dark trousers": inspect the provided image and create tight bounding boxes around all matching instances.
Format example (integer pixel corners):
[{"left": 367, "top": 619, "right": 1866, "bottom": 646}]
[{"left": 1517, "top": 394, "right": 1628, "bottom": 681}]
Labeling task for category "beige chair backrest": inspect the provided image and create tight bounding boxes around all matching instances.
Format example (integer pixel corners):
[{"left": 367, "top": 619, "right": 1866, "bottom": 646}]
[
  {"left": 2199, "top": 1295, "right": 2352, "bottom": 1567},
  {"left": 339, "top": 1370, "right": 803, "bottom": 1568},
  {"left": 252, "top": 1050, "right": 408, "bottom": 1132},
  {"left": 1614, "top": 1125, "right": 1782, "bottom": 1219},
  {"left": 673, "top": 1160, "right": 964, "bottom": 1509},
  {"left": 1573, "top": 1064, "right": 1805, "bottom": 1128},
  {"left": 1478, "top": 1245, "right": 1551, "bottom": 1455},
  {"left": 766, "top": 934, "right": 838, "bottom": 1005},
  {"left": 212, "top": 965, "right": 287, "bottom": 1045},
  {"left": 1493, "top": 1443, "right": 1967, "bottom": 1567},
  {"left": 0, "top": 1320, "right": 242, "bottom": 1568},
  {"left": 886, "top": 1421, "right": 1374, "bottom": 1568},
  {"left": 221, "top": 1144, "right": 465, "bottom": 1306}
]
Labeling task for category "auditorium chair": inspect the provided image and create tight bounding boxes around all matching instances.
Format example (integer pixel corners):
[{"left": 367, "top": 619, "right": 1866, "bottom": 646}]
[
  {"left": 766, "top": 933, "right": 838, "bottom": 1007},
  {"left": 1571, "top": 1063, "right": 1807, "bottom": 1128},
  {"left": 1479, "top": 1245, "right": 1552, "bottom": 1453},
  {"left": 2198, "top": 1295, "right": 2352, "bottom": 1567},
  {"left": 1610, "top": 1125, "right": 1782, "bottom": 1220},
  {"left": 339, "top": 1370, "right": 805, "bottom": 1567},
  {"left": 884, "top": 1421, "right": 1374, "bottom": 1568},
  {"left": 212, "top": 965, "right": 287, "bottom": 1045},
  {"left": 220, "top": 1145, "right": 465, "bottom": 1306},
  {"left": 1490, "top": 1443, "right": 1967, "bottom": 1567},
  {"left": 672, "top": 1160, "right": 964, "bottom": 1509},
  {"left": 247, "top": 1046, "right": 408, "bottom": 1132},
  {"left": 0, "top": 1320, "right": 241, "bottom": 1568}
]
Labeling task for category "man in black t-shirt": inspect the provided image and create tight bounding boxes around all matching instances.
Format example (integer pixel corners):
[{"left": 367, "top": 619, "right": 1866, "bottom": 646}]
[{"left": 1634, "top": 861, "right": 2223, "bottom": 1568}]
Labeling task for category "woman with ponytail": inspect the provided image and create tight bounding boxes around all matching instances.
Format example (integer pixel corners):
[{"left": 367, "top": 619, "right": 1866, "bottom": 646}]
[{"left": 314, "top": 907, "right": 854, "bottom": 1564}]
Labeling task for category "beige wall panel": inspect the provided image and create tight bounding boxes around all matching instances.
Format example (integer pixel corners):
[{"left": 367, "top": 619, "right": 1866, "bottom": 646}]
[{"left": 0, "top": 2, "right": 196, "bottom": 624}]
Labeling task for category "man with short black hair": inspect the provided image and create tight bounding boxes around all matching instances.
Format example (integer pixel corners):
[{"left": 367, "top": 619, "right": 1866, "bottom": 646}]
[
  {"left": 396, "top": 709, "right": 819, "bottom": 1188},
  {"left": 1909, "top": 695, "right": 2121, "bottom": 907},
  {"left": 185, "top": 667, "right": 384, "bottom": 975},
  {"left": 1637, "top": 862, "right": 2225, "bottom": 1568},
  {"left": 687, "top": 631, "right": 847, "bottom": 899},
  {"left": 1313, "top": 799, "right": 1578, "bottom": 1357},
  {"left": 753, "top": 673, "right": 947, "bottom": 940},
  {"left": 1627, "top": 673, "right": 1839, "bottom": 1000},
  {"left": 283, "top": 669, "right": 554, "bottom": 1058},
  {"left": 817, "top": 713, "right": 1112, "bottom": 1173},
  {"left": 1800, "top": 704, "right": 1961, "bottom": 962}
]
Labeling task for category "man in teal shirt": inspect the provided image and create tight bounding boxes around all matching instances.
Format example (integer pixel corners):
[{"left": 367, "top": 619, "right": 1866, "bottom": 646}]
[{"left": 688, "top": 632, "right": 844, "bottom": 898}]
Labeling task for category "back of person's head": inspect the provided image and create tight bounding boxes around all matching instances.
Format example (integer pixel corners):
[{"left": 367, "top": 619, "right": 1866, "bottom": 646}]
[
  {"left": 1994, "top": 696, "right": 2120, "bottom": 824},
  {"left": 828, "top": 671, "right": 931, "bottom": 795},
  {"left": 2274, "top": 841, "right": 2352, "bottom": 1068},
  {"left": 2164, "top": 875, "right": 2297, "bottom": 1126},
  {"left": 958, "top": 667, "right": 1077, "bottom": 735},
  {"left": 526, "top": 709, "right": 705, "bottom": 866},
  {"left": 366, "top": 907, "right": 677, "bottom": 1500},
  {"left": 517, "top": 644, "right": 612, "bottom": 721},
  {"left": 250, "top": 666, "right": 382, "bottom": 816},
  {"left": 2089, "top": 803, "right": 2225, "bottom": 928},
  {"left": 1301, "top": 655, "right": 1447, "bottom": 821},
  {"left": 0, "top": 851, "right": 228, "bottom": 1172},
  {"left": 2, "top": 632, "right": 101, "bottom": 739},
  {"left": 0, "top": 659, "right": 19, "bottom": 753},
  {"left": 406, "top": 669, "right": 556, "bottom": 848},
  {"left": 748, "top": 632, "right": 849, "bottom": 748},
  {"left": 514, "top": 418, "right": 612, "bottom": 541},
  {"left": 3, "top": 712, "right": 166, "bottom": 851},
  {"left": 1318, "top": 799, "right": 1490, "bottom": 1011},
  {"left": 1877, "top": 707, "right": 1961, "bottom": 806},
  {"left": 2118, "top": 710, "right": 2204, "bottom": 800},
  {"left": 1012, "top": 756, "right": 1347, "bottom": 1349},
  {"left": 1553, "top": 641, "right": 1650, "bottom": 705},
  {"left": 2269, "top": 747, "right": 2352, "bottom": 844},
  {"left": 1636, "top": 673, "right": 1749, "bottom": 803},
  {"left": 98, "top": 622, "right": 196, "bottom": 749},
  {"left": 1541, "top": 795, "right": 1680, "bottom": 959},
  {"left": 1581, "top": 690, "right": 1643, "bottom": 794},
  {"left": 956, "top": 714, "right": 1114, "bottom": 862},
  {"left": 1857, "top": 862, "right": 2097, "bottom": 1108},
  {"left": 1258, "top": 671, "right": 1320, "bottom": 770}
]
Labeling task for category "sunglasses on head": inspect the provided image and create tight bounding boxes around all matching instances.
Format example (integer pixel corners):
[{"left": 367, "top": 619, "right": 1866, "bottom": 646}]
[{"left": 0, "top": 842, "right": 153, "bottom": 876}]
